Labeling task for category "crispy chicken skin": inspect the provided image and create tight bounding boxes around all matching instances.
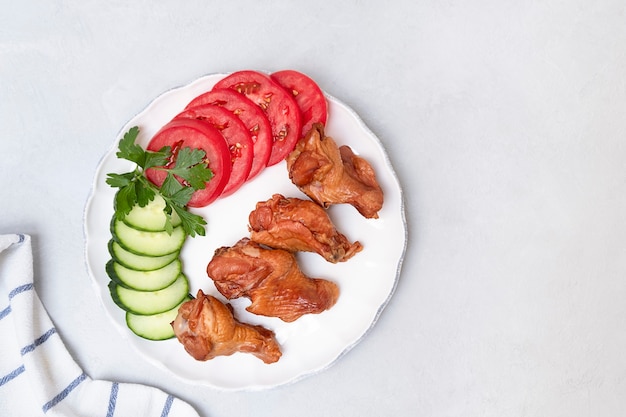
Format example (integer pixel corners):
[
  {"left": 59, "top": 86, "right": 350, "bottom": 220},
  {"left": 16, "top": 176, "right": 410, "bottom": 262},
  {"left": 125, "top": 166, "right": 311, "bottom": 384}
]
[
  {"left": 248, "top": 193, "right": 363, "bottom": 263},
  {"left": 286, "top": 123, "right": 384, "bottom": 219},
  {"left": 206, "top": 238, "right": 339, "bottom": 322},
  {"left": 172, "top": 290, "right": 282, "bottom": 364}
]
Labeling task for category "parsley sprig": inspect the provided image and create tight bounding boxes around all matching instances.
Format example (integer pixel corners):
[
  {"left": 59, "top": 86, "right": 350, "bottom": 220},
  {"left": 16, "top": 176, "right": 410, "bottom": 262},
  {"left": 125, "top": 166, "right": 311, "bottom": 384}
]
[{"left": 106, "top": 126, "right": 212, "bottom": 237}]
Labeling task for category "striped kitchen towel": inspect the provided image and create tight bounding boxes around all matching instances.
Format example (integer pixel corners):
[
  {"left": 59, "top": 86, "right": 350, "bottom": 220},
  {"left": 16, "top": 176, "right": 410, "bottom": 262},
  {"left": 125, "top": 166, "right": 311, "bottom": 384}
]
[{"left": 0, "top": 234, "right": 201, "bottom": 417}]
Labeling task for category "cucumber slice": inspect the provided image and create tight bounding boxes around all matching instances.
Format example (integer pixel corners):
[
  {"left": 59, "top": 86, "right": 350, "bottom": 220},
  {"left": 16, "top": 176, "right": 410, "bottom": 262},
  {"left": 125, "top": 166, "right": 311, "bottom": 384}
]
[
  {"left": 112, "top": 219, "right": 186, "bottom": 257},
  {"left": 126, "top": 295, "right": 191, "bottom": 341},
  {"left": 106, "top": 259, "right": 182, "bottom": 291},
  {"left": 123, "top": 194, "right": 182, "bottom": 232},
  {"left": 109, "top": 274, "right": 189, "bottom": 315},
  {"left": 108, "top": 240, "right": 179, "bottom": 271}
]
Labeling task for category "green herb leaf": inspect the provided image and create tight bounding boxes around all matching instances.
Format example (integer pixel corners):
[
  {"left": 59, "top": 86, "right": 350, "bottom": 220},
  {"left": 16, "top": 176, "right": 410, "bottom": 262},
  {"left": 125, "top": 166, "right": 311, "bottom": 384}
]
[
  {"left": 105, "top": 172, "right": 134, "bottom": 188},
  {"left": 160, "top": 172, "right": 185, "bottom": 198},
  {"left": 166, "top": 147, "right": 213, "bottom": 190},
  {"left": 106, "top": 126, "right": 212, "bottom": 238},
  {"left": 184, "top": 163, "right": 214, "bottom": 189},
  {"left": 171, "top": 204, "right": 207, "bottom": 237},
  {"left": 116, "top": 127, "right": 146, "bottom": 167},
  {"left": 134, "top": 177, "right": 156, "bottom": 207},
  {"left": 113, "top": 182, "right": 137, "bottom": 219},
  {"left": 169, "top": 186, "right": 195, "bottom": 208},
  {"left": 144, "top": 146, "right": 171, "bottom": 170}
]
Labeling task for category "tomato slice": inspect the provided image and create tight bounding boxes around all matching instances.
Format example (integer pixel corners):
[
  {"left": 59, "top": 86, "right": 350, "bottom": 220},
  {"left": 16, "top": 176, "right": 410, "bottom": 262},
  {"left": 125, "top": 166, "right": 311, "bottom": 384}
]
[
  {"left": 174, "top": 105, "right": 253, "bottom": 197},
  {"left": 145, "top": 118, "right": 231, "bottom": 207},
  {"left": 185, "top": 88, "right": 272, "bottom": 180},
  {"left": 270, "top": 70, "right": 328, "bottom": 137},
  {"left": 213, "top": 70, "right": 302, "bottom": 167}
]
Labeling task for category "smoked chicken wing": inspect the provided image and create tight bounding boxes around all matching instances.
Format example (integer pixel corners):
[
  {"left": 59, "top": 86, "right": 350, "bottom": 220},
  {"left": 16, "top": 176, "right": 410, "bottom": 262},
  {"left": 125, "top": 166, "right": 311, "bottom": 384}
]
[
  {"left": 172, "top": 290, "right": 282, "bottom": 364},
  {"left": 206, "top": 238, "right": 339, "bottom": 322},
  {"left": 286, "top": 123, "right": 384, "bottom": 219},
  {"left": 248, "top": 193, "right": 363, "bottom": 263}
]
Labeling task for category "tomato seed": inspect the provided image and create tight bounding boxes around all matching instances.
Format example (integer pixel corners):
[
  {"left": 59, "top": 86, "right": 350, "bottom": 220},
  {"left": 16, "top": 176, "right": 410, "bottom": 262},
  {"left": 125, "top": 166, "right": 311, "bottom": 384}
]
[{"left": 234, "top": 82, "right": 260, "bottom": 95}]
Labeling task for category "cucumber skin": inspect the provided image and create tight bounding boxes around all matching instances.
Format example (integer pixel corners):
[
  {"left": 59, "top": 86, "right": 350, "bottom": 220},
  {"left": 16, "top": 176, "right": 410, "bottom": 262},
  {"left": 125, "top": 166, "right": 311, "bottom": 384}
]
[
  {"left": 108, "top": 274, "right": 190, "bottom": 315},
  {"left": 106, "top": 259, "right": 182, "bottom": 292},
  {"left": 125, "top": 295, "right": 192, "bottom": 341},
  {"left": 111, "top": 217, "right": 186, "bottom": 257},
  {"left": 107, "top": 200, "right": 197, "bottom": 339},
  {"left": 108, "top": 240, "right": 179, "bottom": 271}
]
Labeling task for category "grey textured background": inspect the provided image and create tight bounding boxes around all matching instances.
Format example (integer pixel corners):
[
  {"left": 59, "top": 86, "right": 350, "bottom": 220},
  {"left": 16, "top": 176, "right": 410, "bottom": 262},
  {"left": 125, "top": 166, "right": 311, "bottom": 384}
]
[{"left": 2, "top": 1, "right": 626, "bottom": 416}]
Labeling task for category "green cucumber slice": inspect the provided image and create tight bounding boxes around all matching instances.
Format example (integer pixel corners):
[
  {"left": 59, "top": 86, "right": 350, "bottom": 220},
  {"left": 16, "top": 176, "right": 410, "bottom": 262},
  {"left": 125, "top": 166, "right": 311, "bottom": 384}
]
[
  {"left": 106, "top": 259, "right": 182, "bottom": 291},
  {"left": 123, "top": 194, "right": 182, "bottom": 232},
  {"left": 108, "top": 240, "right": 179, "bottom": 271},
  {"left": 109, "top": 273, "right": 189, "bottom": 315},
  {"left": 112, "top": 219, "right": 186, "bottom": 257},
  {"left": 126, "top": 295, "right": 191, "bottom": 340}
]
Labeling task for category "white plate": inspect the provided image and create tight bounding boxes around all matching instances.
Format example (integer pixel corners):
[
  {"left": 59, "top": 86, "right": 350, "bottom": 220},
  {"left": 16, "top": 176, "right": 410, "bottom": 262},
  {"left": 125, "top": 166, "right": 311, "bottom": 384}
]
[{"left": 84, "top": 73, "right": 407, "bottom": 391}]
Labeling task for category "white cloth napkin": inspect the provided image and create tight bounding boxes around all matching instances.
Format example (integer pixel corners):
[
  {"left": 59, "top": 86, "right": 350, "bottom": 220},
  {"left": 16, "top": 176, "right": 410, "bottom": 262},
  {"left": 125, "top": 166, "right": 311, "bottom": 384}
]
[{"left": 0, "top": 234, "right": 201, "bottom": 417}]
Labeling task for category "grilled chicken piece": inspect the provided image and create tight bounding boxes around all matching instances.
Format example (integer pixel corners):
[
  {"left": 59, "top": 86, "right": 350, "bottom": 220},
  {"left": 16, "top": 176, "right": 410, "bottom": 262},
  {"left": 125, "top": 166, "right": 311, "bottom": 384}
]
[
  {"left": 206, "top": 238, "right": 339, "bottom": 322},
  {"left": 286, "top": 123, "right": 384, "bottom": 219},
  {"left": 248, "top": 193, "right": 363, "bottom": 263},
  {"left": 172, "top": 290, "right": 281, "bottom": 364}
]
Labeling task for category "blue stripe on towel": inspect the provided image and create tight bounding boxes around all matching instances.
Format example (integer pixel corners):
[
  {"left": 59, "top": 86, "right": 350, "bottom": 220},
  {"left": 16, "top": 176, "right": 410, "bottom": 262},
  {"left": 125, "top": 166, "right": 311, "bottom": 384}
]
[
  {"left": 107, "top": 382, "right": 119, "bottom": 417},
  {"left": 9, "top": 283, "right": 33, "bottom": 299},
  {"left": 161, "top": 394, "right": 174, "bottom": 417},
  {"left": 0, "top": 364, "right": 25, "bottom": 387},
  {"left": 1, "top": 283, "right": 34, "bottom": 320},
  {"left": 0, "top": 304, "right": 11, "bottom": 320},
  {"left": 42, "top": 372, "right": 87, "bottom": 413},
  {"left": 20, "top": 327, "right": 57, "bottom": 356}
]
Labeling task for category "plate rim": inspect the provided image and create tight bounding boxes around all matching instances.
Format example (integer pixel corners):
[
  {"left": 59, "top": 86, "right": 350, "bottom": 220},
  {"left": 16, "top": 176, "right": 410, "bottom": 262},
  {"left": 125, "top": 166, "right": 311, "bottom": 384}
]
[{"left": 82, "top": 72, "right": 408, "bottom": 391}]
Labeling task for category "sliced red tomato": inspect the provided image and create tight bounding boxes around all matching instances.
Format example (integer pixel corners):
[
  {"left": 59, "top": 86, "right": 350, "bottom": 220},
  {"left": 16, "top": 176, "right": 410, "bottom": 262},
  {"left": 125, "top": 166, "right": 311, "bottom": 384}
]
[
  {"left": 174, "top": 105, "right": 253, "bottom": 197},
  {"left": 185, "top": 88, "right": 272, "bottom": 180},
  {"left": 270, "top": 70, "right": 328, "bottom": 137},
  {"left": 145, "top": 118, "right": 231, "bottom": 207},
  {"left": 213, "top": 70, "right": 302, "bottom": 167}
]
